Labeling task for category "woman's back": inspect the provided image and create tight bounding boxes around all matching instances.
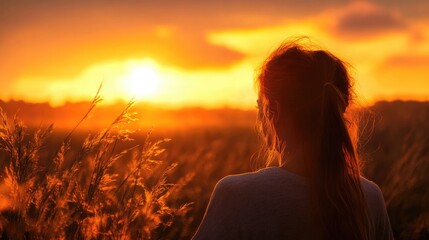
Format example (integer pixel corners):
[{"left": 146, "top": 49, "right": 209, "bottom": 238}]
[{"left": 193, "top": 167, "right": 393, "bottom": 240}]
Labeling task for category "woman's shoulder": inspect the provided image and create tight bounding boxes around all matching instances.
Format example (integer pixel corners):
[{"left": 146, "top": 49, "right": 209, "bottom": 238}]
[
  {"left": 214, "top": 167, "right": 306, "bottom": 196},
  {"left": 218, "top": 171, "right": 383, "bottom": 195},
  {"left": 214, "top": 171, "right": 260, "bottom": 192},
  {"left": 359, "top": 177, "right": 389, "bottom": 217},
  {"left": 360, "top": 177, "right": 385, "bottom": 200},
  {"left": 360, "top": 177, "right": 394, "bottom": 239}
]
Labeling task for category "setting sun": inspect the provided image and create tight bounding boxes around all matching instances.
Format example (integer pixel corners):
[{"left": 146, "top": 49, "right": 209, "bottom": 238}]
[{"left": 124, "top": 65, "right": 160, "bottom": 99}]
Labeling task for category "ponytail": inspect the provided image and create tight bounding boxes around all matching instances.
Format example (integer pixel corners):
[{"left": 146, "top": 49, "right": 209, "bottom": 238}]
[{"left": 316, "top": 80, "right": 371, "bottom": 240}]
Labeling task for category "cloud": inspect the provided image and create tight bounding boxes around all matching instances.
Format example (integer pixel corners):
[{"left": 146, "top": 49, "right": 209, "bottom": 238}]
[
  {"left": 0, "top": 1, "right": 246, "bottom": 82},
  {"left": 332, "top": 2, "right": 407, "bottom": 38},
  {"left": 380, "top": 54, "right": 429, "bottom": 69},
  {"left": 1, "top": 25, "right": 245, "bottom": 81},
  {"left": 1, "top": 0, "right": 425, "bottom": 82}
]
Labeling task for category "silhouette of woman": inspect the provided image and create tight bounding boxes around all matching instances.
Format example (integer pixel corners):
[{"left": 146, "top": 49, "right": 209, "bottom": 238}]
[{"left": 193, "top": 40, "right": 394, "bottom": 240}]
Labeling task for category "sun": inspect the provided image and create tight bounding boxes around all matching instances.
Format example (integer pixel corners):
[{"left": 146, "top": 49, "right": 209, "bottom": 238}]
[{"left": 124, "top": 66, "right": 160, "bottom": 99}]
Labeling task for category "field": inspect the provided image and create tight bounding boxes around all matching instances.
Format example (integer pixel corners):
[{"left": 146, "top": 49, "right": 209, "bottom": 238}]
[{"left": 0, "top": 100, "right": 428, "bottom": 239}]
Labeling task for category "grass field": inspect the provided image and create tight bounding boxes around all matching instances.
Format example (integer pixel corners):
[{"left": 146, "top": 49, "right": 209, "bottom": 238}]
[{"left": 0, "top": 100, "right": 428, "bottom": 239}]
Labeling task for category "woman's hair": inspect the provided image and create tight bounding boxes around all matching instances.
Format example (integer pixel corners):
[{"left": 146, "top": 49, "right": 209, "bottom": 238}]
[{"left": 255, "top": 40, "right": 371, "bottom": 240}]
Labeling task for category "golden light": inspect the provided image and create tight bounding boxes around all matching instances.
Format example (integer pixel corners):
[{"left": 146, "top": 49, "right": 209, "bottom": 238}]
[{"left": 124, "top": 65, "right": 160, "bottom": 99}]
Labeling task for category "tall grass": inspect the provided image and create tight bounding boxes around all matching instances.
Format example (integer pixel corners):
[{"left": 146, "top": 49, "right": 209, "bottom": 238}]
[
  {"left": 0, "top": 91, "right": 191, "bottom": 239},
  {"left": 0, "top": 97, "right": 428, "bottom": 239},
  {"left": 380, "top": 133, "right": 429, "bottom": 239},
  {"left": 360, "top": 101, "right": 429, "bottom": 240}
]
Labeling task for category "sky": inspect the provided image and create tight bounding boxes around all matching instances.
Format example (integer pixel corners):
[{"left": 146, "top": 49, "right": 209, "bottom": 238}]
[{"left": 1, "top": 0, "right": 428, "bottom": 108}]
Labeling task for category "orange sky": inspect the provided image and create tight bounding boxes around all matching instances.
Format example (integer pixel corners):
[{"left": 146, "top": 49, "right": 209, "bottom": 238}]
[{"left": 1, "top": 0, "right": 428, "bottom": 108}]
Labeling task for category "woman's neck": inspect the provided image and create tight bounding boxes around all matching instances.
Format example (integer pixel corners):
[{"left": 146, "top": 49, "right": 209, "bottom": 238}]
[{"left": 280, "top": 141, "right": 317, "bottom": 177}]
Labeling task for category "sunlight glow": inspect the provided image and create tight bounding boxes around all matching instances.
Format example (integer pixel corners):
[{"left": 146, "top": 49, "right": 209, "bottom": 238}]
[{"left": 124, "top": 65, "right": 160, "bottom": 99}]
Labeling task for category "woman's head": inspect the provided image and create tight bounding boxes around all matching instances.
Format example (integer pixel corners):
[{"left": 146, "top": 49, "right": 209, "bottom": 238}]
[
  {"left": 256, "top": 41, "right": 353, "bottom": 163},
  {"left": 256, "top": 40, "right": 370, "bottom": 240}
]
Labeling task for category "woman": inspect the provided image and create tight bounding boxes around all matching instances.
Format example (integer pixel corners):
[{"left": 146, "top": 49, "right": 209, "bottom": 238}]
[{"left": 193, "top": 40, "right": 394, "bottom": 240}]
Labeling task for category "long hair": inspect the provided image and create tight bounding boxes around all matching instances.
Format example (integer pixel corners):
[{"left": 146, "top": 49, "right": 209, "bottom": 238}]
[{"left": 255, "top": 40, "right": 371, "bottom": 240}]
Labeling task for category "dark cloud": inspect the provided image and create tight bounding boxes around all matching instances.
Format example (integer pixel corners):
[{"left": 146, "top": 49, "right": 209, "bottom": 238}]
[
  {"left": 373, "top": 0, "right": 429, "bottom": 19},
  {"left": 334, "top": 3, "right": 407, "bottom": 38}
]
